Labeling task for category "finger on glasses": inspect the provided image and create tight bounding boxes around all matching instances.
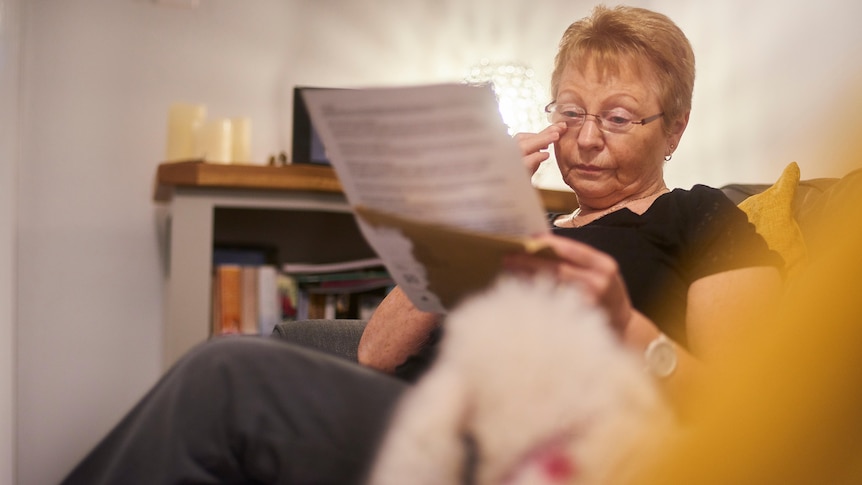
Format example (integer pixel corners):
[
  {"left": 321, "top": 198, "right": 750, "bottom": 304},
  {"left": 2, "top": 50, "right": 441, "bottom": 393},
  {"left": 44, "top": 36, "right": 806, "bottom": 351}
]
[{"left": 513, "top": 123, "right": 567, "bottom": 155}]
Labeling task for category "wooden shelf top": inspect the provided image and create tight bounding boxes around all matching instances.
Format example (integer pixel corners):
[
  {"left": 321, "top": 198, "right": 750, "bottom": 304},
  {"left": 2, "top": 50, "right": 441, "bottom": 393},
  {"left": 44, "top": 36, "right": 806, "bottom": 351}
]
[
  {"left": 153, "top": 161, "right": 343, "bottom": 201},
  {"left": 154, "top": 161, "right": 578, "bottom": 212}
]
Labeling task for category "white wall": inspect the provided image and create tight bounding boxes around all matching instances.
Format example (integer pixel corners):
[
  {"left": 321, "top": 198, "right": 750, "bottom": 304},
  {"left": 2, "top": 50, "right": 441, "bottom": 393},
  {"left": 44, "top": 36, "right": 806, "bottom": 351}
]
[
  {"left": 13, "top": 1, "right": 862, "bottom": 484},
  {"left": 0, "top": 0, "right": 20, "bottom": 482},
  {"left": 670, "top": 1, "right": 862, "bottom": 185},
  {"left": 17, "top": 2, "right": 295, "bottom": 484}
]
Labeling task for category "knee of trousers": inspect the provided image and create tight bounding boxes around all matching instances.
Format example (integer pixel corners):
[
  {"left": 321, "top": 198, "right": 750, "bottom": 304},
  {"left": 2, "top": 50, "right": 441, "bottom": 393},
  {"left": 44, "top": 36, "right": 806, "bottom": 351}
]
[{"left": 167, "top": 337, "right": 289, "bottom": 388}]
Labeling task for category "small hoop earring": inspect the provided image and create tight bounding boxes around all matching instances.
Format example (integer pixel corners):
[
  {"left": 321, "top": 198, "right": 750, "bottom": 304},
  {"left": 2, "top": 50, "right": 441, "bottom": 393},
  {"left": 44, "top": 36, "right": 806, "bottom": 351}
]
[{"left": 664, "top": 154, "right": 672, "bottom": 162}]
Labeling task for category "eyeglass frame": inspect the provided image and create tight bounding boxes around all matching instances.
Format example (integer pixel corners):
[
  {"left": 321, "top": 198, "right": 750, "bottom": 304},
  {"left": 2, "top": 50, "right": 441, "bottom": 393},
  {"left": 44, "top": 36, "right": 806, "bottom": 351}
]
[{"left": 544, "top": 101, "right": 664, "bottom": 134}]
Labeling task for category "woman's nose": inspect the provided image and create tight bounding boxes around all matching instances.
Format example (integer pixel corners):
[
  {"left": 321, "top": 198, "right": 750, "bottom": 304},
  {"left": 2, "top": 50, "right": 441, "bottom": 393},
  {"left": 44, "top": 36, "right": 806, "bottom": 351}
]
[{"left": 576, "top": 117, "right": 604, "bottom": 149}]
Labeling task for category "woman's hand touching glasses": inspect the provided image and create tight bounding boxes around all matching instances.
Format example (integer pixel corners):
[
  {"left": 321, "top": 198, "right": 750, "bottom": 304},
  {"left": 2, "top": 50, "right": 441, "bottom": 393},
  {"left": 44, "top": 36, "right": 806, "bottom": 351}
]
[{"left": 513, "top": 122, "right": 568, "bottom": 175}]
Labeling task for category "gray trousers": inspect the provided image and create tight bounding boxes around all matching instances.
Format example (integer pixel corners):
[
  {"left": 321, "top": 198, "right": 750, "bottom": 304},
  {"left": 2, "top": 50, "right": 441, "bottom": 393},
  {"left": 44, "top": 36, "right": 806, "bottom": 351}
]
[{"left": 60, "top": 336, "right": 408, "bottom": 485}]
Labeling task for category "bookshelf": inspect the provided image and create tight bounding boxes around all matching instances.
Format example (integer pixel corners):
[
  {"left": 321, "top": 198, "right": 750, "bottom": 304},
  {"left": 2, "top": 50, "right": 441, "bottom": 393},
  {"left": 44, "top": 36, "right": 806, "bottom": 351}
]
[{"left": 155, "top": 161, "right": 578, "bottom": 368}]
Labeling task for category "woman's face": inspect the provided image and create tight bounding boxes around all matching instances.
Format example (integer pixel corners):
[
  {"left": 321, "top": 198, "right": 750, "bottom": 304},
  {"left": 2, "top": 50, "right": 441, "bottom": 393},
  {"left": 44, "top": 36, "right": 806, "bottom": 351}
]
[{"left": 553, "top": 60, "right": 686, "bottom": 208}]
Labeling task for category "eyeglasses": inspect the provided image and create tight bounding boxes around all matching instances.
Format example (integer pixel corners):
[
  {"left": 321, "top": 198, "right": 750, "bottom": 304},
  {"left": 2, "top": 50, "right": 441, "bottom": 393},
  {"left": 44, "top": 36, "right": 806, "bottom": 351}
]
[{"left": 544, "top": 102, "right": 664, "bottom": 134}]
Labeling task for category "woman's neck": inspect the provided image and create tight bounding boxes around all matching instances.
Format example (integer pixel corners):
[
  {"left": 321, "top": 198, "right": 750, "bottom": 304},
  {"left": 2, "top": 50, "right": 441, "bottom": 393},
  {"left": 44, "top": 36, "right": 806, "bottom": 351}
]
[
  {"left": 576, "top": 184, "right": 670, "bottom": 215},
  {"left": 559, "top": 185, "right": 670, "bottom": 228}
]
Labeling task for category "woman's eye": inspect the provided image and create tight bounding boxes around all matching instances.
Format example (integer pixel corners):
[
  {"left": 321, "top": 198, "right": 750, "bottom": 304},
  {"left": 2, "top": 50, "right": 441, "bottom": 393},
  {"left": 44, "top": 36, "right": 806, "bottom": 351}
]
[
  {"left": 561, "top": 110, "right": 584, "bottom": 119},
  {"left": 603, "top": 111, "right": 633, "bottom": 125}
]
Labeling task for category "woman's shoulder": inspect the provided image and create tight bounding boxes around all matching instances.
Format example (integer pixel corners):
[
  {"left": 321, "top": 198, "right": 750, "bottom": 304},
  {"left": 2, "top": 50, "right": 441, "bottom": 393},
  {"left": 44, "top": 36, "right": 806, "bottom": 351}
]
[
  {"left": 663, "top": 184, "right": 738, "bottom": 216},
  {"left": 653, "top": 184, "right": 753, "bottom": 241},
  {"left": 667, "top": 185, "right": 784, "bottom": 277},
  {"left": 667, "top": 184, "right": 730, "bottom": 202}
]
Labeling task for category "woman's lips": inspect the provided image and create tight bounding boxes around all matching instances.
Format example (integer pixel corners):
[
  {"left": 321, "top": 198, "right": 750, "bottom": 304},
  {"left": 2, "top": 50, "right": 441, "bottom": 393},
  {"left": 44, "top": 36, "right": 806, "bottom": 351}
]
[{"left": 573, "top": 164, "right": 605, "bottom": 176}]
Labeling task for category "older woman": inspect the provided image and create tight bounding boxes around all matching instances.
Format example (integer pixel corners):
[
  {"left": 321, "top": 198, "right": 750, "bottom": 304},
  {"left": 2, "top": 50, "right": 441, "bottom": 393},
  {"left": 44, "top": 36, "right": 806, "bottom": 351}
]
[
  {"left": 62, "top": 6, "right": 782, "bottom": 485},
  {"left": 359, "top": 6, "right": 782, "bottom": 399}
]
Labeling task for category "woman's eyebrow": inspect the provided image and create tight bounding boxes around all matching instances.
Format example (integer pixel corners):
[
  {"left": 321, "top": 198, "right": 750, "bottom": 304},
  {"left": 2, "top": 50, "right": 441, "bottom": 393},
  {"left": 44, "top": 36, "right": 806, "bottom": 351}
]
[{"left": 554, "top": 89, "right": 642, "bottom": 105}]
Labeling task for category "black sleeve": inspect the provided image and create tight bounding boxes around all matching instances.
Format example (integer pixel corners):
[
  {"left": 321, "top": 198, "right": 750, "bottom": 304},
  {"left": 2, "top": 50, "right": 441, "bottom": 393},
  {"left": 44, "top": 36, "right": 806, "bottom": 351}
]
[{"left": 683, "top": 185, "right": 784, "bottom": 281}]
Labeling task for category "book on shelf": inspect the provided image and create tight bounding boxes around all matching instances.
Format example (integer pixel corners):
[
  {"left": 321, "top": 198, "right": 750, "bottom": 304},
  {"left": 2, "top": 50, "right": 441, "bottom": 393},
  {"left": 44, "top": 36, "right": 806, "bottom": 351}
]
[
  {"left": 213, "top": 245, "right": 275, "bottom": 267},
  {"left": 301, "top": 83, "right": 558, "bottom": 313},
  {"left": 282, "top": 256, "right": 394, "bottom": 321},
  {"left": 296, "top": 287, "right": 392, "bottom": 321},
  {"left": 240, "top": 266, "right": 259, "bottom": 335},
  {"left": 282, "top": 256, "right": 385, "bottom": 275},
  {"left": 278, "top": 272, "right": 299, "bottom": 320},
  {"left": 212, "top": 265, "right": 242, "bottom": 335},
  {"left": 211, "top": 264, "right": 283, "bottom": 336},
  {"left": 257, "top": 265, "right": 282, "bottom": 336}
]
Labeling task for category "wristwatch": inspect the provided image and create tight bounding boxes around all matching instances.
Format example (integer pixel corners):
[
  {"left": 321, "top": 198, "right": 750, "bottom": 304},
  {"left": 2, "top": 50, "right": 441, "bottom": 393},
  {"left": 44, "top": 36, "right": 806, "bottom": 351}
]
[{"left": 644, "top": 334, "right": 678, "bottom": 378}]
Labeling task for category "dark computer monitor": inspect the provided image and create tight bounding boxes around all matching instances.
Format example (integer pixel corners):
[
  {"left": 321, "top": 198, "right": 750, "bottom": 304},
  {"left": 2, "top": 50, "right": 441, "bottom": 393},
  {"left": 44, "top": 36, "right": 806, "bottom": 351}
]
[{"left": 291, "top": 86, "right": 332, "bottom": 166}]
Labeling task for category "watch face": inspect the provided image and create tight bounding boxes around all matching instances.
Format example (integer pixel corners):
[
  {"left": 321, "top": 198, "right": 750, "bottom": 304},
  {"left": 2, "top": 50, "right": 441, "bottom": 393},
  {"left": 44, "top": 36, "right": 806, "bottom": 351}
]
[{"left": 645, "top": 336, "right": 677, "bottom": 378}]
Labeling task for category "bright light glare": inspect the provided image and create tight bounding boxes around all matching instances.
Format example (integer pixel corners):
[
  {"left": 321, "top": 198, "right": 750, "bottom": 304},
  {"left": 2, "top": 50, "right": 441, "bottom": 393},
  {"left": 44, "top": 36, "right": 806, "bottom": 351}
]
[
  {"left": 463, "top": 59, "right": 547, "bottom": 136},
  {"left": 463, "top": 59, "right": 567, "bottom": 189}
]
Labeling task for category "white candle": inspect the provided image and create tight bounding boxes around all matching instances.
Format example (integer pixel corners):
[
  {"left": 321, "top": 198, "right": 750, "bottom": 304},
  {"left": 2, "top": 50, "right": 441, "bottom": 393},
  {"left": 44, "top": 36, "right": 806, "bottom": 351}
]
[
  {"left": 230, "top": 117, "right": 252, "bottom": 163},
  {"left": 165, "top": 103, "right": 206, "bottom": 162},
  {"left": 201, "top": 118, "right": 233, "bottom": 164}
]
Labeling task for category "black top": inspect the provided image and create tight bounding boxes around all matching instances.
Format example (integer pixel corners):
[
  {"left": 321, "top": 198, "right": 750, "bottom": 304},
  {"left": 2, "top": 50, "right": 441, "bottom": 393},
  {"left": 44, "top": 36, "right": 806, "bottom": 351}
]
[
  {"left": 395, "top": 184, "right": 782, "bottom": 381},
  {"left": 550, "top": 184, "right": 783, "bottom": 347}
]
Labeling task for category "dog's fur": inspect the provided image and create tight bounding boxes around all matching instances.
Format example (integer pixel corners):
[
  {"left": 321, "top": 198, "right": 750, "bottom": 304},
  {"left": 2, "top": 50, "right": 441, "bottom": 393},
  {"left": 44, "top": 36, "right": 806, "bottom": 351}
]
[{"left": 367, "top": 276, "right": 673, "bottom": 485}]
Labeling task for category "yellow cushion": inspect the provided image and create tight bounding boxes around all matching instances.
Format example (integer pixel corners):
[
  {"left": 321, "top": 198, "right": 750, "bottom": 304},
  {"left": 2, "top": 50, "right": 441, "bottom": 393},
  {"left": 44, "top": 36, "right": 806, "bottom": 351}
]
[{"left": 738, "top": 162, "right": 808, "bottom": 275}]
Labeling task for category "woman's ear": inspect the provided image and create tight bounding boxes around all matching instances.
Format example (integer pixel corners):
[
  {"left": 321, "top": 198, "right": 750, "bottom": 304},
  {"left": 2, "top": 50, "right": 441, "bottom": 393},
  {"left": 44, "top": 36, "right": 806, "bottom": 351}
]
[{"left": 667, "top": 111, "right": 690, "bottom": 148}]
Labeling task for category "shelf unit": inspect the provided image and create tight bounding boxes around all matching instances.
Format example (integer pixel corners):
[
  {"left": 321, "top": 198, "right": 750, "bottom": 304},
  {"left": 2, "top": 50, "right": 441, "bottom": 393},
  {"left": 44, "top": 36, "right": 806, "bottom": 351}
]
[{"left": 155, "top": 161, "right": 578, "bottom": 368}]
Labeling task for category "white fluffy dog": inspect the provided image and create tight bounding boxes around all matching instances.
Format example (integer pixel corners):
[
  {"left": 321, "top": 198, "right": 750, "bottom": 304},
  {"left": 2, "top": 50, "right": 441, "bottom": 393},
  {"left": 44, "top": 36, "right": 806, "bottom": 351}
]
[{"left": 367, "top": 276, "right": 673, "bottom": 485}]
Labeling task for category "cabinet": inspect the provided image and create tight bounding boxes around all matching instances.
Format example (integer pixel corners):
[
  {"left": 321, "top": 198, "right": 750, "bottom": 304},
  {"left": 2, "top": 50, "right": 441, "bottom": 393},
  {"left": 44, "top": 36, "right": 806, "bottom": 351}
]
[{"left": 155, "top": 161, "right": 578, "bottom": 368}]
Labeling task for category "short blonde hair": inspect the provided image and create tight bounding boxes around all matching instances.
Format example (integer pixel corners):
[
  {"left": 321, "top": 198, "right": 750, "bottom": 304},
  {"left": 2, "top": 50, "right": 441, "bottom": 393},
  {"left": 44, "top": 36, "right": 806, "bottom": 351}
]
[{"left": 551, "top": 5, "right": 695, "bottom": 128}]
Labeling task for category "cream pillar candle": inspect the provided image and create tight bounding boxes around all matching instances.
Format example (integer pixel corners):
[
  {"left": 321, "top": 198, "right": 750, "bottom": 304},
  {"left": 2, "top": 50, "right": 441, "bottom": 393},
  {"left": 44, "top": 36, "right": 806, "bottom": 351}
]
[
  {"left": 201, "top": 118, "right": 233, "bottom": 164},
  {"left": 165, "top": 103, "right": 206, "bottom": 162},
  {"left": 230, "top": 117, "right": 252, "bottom": 163}
]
